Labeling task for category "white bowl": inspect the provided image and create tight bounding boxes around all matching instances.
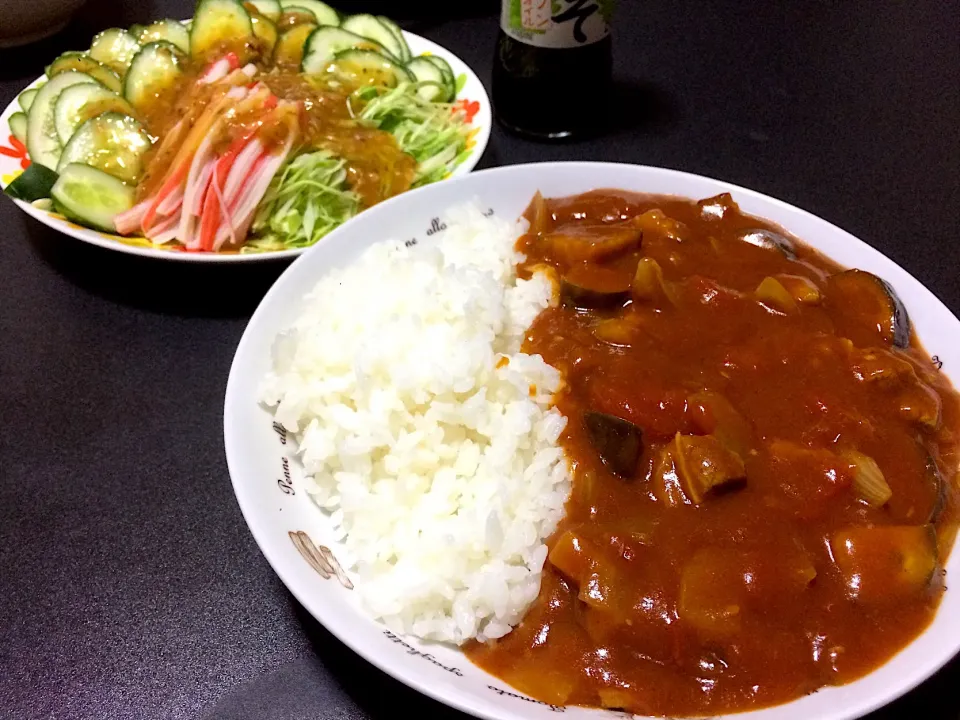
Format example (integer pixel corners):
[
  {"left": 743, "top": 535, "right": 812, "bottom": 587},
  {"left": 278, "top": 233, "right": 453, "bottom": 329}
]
[
  {"left": 224, "top": 162, "right": 960, "bottom": 720},
  {"left": 0, "top": 31, "right": 491, "bottom": 262}
]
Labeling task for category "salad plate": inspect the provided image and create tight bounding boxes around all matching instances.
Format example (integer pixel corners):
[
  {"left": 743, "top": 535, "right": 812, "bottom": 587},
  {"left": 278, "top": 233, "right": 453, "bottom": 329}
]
[{"left": 0, "top": 1, "right": 490, "bottom": 262}]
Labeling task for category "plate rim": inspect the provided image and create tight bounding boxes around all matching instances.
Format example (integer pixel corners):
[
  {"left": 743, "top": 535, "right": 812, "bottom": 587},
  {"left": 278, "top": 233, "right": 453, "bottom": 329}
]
[
  {"left": 0, "top": 30, "right": 492, "bottom": 264},
  {"left": 224, "top": 160, "right": 960, "bottom": 720}
]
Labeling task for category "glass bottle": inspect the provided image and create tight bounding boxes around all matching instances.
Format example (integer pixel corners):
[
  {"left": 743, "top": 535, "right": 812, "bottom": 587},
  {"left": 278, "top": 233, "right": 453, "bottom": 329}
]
[{"left": 492, "top": 0, "right": 615, "bottom": 140}]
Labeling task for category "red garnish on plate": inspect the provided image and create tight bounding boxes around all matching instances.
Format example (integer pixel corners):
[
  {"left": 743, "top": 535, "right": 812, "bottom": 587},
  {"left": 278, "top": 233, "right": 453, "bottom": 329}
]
[
  {"left": 453, "top": 99, "right": 480, "bottom": 124},
  {"left": 0, "top": 135, "right": 30, "bottom": 169}
]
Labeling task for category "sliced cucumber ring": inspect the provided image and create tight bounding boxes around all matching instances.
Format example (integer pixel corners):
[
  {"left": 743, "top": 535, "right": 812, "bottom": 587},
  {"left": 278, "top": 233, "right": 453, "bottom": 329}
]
[
  {"left": 376, "top": 16, "right": 410, "bottom": 62},
  {"left": 52, "top": 163, "right": 135, "bottom": 232},
  {"left": 405, "top": 57, "right": 449, "bottom": 102},
  {"left": 191, "top": 0, "right": 254, "bottom": 61},
  {"left": 279, "top": 0, "right": 338, "bottom": 25},
  {"left": 331, "top": 48, "right": 414, "bottom": 88},
  {"left": 54, "top": 83, "right": 135, "bottom": 145},
  {"left": 247, "top": 0, "right": 281, "bottom": 22},
  {"left": 273, "top": 22, "right": 317, "bottom": 68},
  {"left": 27, "top": 71, "right": 100, "bottom": 170},
  {"left": 301, "top": 26, "right": 390, "bottom": 73},
  {"left": 8, "top": 112, "right": 27, "bottom": 144},
  {"left": 341, "top": 15, "right": 404, "bottom": 63},
  {"left": 18, "top": 88, "right": 39, "bottom": 113},
  {"left": 281, "top": 5, "right": 317, "bottom": 20},
  {"left": 47, "top": 52, "right": 123, "bottom": 93},
  {"left": 422, "top": 54, "right": 455, "bottom": 95},
  {"left": 89, "top": 28, "right": 141, "bottom": 75},
  {"left": 57, "top": 112, "right": 151, "bottom": 185},
  {"left": 251, "top": 14, "right": 279, "bottom": 57},
  {"left": 124, "top": 41, "right": 185, "bottom": 113},
  {"left": 136, "top": 19, "right": 191, "bottom": 54}
]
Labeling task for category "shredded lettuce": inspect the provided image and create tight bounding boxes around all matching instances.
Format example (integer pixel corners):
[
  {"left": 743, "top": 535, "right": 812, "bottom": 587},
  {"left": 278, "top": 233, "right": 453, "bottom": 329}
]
[
  {"left": 356, "top": 82, "right": 471, "bottom": 186},
  {"left": 246, "top": 82, "right": 470, "bottom": 251},
  {"left": 245, "top": 150, "right": 360, "bottom": 252}
]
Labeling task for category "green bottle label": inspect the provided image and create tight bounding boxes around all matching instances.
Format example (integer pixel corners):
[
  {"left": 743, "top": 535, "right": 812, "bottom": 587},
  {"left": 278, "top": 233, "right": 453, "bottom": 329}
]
[{"left": 502, "top": 0, "right": 614, "bottom": 48}]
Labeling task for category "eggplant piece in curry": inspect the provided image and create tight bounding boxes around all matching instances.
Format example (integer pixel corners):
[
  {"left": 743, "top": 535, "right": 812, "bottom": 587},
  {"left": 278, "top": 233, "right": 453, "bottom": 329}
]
[{"left": 465, "top": 191, "right": 960, "bottom": 716}]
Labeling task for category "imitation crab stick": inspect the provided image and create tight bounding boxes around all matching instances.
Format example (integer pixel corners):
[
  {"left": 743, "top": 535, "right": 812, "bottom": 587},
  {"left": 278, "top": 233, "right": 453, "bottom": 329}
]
[
  {"left": 188, "top": 159, "right": 216, "bottom": 217},
  {"left": 144, "top": 212, "right": 180, "bottom": 244},
  {"left": 198, "top": 52, "right": 240, "bottom": 84},
  {"left": 140, "top": 159, "right": 189, "bottom": 232},
  {"left": 156, "top": 185, "right": 185, "bottom": 217},
  {"left": 223, "top": 137, "right": 264, "bottom": 199},
  {"left": 115, "top": 58, "right": 300, "bottom": 251},
  {"left": 213, "top": 110, "right": 299, "bottom": 250},
  {"left": 216, "top": 140, "right": 294, "bottom": 251},
  {"left": 179, "top": 132, "right": 219, "bottom": 248},
  {"left": 114, "top": 198, "right": 152, "bottom": 235},
  {"left": 196, "top": 132, "right": 256, "bottom": 250},
  {"left": 196, "top": 179, "right": 228, "bottom": 250},
  {"left": 212, "top": 150, "right": 269, "bottom": 250},
  {"left": 157, "top": 83, "right": 248, "bottom": 195}
]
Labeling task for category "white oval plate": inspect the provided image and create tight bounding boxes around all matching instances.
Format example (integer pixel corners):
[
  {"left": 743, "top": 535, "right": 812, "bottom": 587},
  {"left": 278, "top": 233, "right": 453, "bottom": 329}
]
[
  {"left": 224, "top": 162, "right": 960, "bottom": 720},
  {"left": 0, "top": 31, "right": 491, "bottom": 263}
]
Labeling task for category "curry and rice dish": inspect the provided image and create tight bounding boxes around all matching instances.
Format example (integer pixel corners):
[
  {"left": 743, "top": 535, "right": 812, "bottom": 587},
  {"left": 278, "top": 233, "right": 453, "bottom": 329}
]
[
  {"left": 262, "top": 191, "right": 959, "bottom": 717},
  {"left": 463, "top": 191, "right": 960, "bottom": 714}
]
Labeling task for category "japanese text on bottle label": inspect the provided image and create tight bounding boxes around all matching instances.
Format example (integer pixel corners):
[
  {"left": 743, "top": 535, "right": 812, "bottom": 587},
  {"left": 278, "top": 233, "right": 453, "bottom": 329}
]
[{"left": 502, "top": 0, "right": 614, "bottom": 49}]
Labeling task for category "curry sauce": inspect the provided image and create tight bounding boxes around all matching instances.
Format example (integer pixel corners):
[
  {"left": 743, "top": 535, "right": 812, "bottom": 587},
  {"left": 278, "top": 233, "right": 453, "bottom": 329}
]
[{"left": 465, "top": 191, "right": 960, "bottom": 715}]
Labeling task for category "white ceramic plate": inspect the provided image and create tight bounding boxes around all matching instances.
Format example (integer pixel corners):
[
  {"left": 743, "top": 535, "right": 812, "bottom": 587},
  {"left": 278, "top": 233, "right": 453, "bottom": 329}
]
[
  {"left": 0, "top": 32, "right": 491, "bottom": 263},
  {"left": 224, "top": 162, "right": 960, "bottom": 720}
]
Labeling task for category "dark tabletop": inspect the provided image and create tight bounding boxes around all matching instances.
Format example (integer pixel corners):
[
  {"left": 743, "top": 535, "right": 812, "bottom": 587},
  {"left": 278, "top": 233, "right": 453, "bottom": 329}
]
[{"left": 2, "top": 1, "right": 958, "bottom": 718}]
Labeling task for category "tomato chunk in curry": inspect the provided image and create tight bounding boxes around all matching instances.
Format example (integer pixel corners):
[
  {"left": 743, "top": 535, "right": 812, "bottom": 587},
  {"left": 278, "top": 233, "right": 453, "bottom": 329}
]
[{"left": 464, "top": 191, "right": 960, "bottom": 716}]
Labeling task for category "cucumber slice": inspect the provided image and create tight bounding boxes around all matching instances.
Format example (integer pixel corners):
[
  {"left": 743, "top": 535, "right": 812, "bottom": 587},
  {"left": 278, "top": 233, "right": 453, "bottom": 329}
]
[
  {"left": 47, "top": 52, "right": 123, "bottom": 93},
  {"left": 124, "top": 41, "right": 185, "bottom": 113},
  {"left": 57, "top": 112, "right": 151, "bottom": 185},
  {"left": 9, "top": 112, "right": 27, "bottom": 144},
  {"left": 18, "top": 88, "right": 39, "bottom": 112},
  {"left": 405, "top": 57, "right": 449, "bottom": 102},
  {"left": 89, "top": 28, "right": 141, "bottom": 75},
  {"left": 54, "top": 83, "right": 135, "bottom": 145},
  {"left": 251, "top": 14, "right": 278, "bottom": 57},
  {"left": 191, "top": 0, "right": 254, "bottom": 61},
  {"left": 136, "top": 19, "right": 191, "bottom": 54},
  {"left": 274, "top": 22, "right": 316, "bottom": 68},
  {"left": 280, "top": 5, "right": 319, "bottom": 27},
  {"left": 247, "top": 0, "right": 281, "bottom": 21},
  {"left": 423, "top": 54, "right": 455, "bottom": 91},
  {"left": 341, "top": 15, "right": 404, "bottom": 62},
  {"left": 5, "top": 164, "right": 58, "bottom": 201},
  {"left": 52, "top": 163, "right": 135, "bottom": 232},
  {"left": 27, "top": 71, "right": 99, "bottom": 170},
  {"left": 301, "top": 26, "right": 391, "bottom": 73},
  {"left": 332, "top": 48, "right": 414, "bottom": 88},
  {"left": 279, "top": 0, "right": 338, "bottom": 25},
  {"left": 281, "top": 5, "right": 313, "bottom": 16},
  {"left": 376, "top": 16, "right": 410, "bottom": 62}
]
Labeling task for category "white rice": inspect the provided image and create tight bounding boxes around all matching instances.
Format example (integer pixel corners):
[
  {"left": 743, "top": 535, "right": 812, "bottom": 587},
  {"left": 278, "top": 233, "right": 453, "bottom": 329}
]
[{"left": 260, "top": 203, "right": 571, "bottom": 644}]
